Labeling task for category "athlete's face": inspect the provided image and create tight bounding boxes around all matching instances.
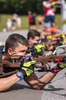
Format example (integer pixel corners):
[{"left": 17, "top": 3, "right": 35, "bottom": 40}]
[
  {"left": 8, "top": 43, "right": 28, "bottom": 61},
  {"left": 29, "top": 36, "right": 40, "bottom": 45}
]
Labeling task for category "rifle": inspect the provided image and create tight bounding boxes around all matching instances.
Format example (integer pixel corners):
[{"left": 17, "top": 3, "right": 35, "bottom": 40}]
[
  {"left": 45, "top": 33, "right": 65, "bottom": 42},
  {"left": 33, "top": 55, "right": 66, "bottom": 63},
  {"left": 1, "top": 54, "right": 66, "bottom": 68},
  {"left": 0, "top": 54, "right": 66, "bottom": 78},
  {"left": 29, "top": 41, "right": 57, "bottom": 47},
  {"left": 44, "top": 41, "right": 57, "bottom": 50},
  {"left": 28, "top": 41, "right": 57, "bottom": 52},
  {"left": 44, "top": 41, "right": 57, "bottom": 46}
]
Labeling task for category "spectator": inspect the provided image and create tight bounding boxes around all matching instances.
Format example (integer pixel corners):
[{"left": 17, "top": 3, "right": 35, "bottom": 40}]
[
  {"left": 28, "top": 11, "right": 33, "bottom": 29},
  {"left": 32, "top": 12, "right": 36, "bottom": 29},
  {"left": 42, "top": 0, "right": 56, "bottom": 29},
  {"left": 37, "top": 15, "right": 44, "bottom": 30},
  {"left": 17, "top": 17, "right": 22, "bottom": 30},
  {"left": 6, "top": 18, "right": 12, "bottom": 31},
  {"left": 12, "top": 13, "right": 17, "bottom": 31}
]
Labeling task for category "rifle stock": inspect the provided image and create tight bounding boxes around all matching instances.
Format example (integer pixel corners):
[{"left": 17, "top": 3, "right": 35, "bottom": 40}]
[
  {"left": 0, "top": 60, "right": 20, "bottom": 68},
  {"left": 44, "top": 41, "right": 57, "bottom": 46}
]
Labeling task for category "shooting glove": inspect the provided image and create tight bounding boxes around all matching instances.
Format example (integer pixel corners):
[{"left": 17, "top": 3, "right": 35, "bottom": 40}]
[
  {"left": 57, "top": 63, "right": 66, "bottom": 69},
  {"left": 32, "top": 44, "right": 45, "bottom": 56},
  {"left": 20, "top": 60, "right": 36, "bottom": 77},
  {"left": 51, "top": 62, "right": 66, "bottom": 73},
  {"left": 35, "top": 44, "right": 45, "bottom": 53}
]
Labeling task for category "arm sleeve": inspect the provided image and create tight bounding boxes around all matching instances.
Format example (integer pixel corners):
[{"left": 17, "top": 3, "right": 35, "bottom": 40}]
[{"left": 42, "top": 1, "right": 52, "bottom": 8}]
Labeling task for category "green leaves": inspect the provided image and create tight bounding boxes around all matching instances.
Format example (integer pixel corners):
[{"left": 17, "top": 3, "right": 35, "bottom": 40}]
[{"left": 0, "top": 0, "right": 62, "bottom": 14}]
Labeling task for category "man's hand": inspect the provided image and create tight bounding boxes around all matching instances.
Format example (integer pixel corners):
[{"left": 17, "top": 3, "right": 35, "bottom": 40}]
[
  {"left": 51, "top": 62, "right": 66, "bottom": 73},
  {"left": 51, "top": 2, "right": 56, "bottom": 6},
  {"left": 16, "top": 60, "right": 36, "bottom": 80},
  {"left": 20, "top": 60, "right": 36, "bottom": 77},
  {"left": 57, "top": 63, "right": 66, "bottom": 69},
  {"left": 35, "top": 44, "right": 45, "bottom": 52}
]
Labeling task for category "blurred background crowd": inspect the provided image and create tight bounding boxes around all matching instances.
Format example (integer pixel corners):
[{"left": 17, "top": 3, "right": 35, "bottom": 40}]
[{"left": 0, "top": 0, "right": 63, "bottom": 32}]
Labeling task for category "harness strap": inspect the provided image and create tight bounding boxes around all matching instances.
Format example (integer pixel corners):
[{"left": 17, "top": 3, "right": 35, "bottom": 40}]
[{"left": 0, "top": 70, "right": 18, "bottom": 78}]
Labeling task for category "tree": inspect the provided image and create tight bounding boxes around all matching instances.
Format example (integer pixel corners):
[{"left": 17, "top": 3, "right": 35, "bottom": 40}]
[{"left": 0, "top": 0, "right": 63, "bottom": 14}]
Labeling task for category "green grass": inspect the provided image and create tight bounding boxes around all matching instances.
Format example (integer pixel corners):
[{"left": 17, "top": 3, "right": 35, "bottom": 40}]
[
  {"left": 21, "top": 16, "right": 29, "bottom": 29},
  {"left": 0, "top": 14, "right": 29, "bottom": 31},
  {"left": 0, "top": 14, "right": 12, "bottom": 31},
  {"left": 55, "top": 14, "right": 61, "bottom": 29},
  {"left": 0, "top": 14, "right": 61, "bottom": 31}
]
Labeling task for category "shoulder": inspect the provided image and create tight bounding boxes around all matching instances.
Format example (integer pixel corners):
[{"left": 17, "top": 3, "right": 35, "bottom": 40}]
[
  {"left": 0, "top": 45, "right": 5, "bottom": 51},
  {"left": 42, "top": 1, "right": 47, "bottom": 5}
]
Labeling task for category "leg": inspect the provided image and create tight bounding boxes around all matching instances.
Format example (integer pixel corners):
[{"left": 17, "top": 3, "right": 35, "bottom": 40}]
[{"left": 51, "top": 16, "right": 56, "bottom": 27}]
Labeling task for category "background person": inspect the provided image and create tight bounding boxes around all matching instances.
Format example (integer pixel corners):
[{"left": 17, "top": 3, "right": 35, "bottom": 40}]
[
  {"left": 28, "top": 11, "right": 33, "bottom": 29},
  {"left": 42, "top": 0, "right": 56, "bottom": 30},
  {"left": 27, "top": 29, "right": 53, "bottom": 55},
  {"left": 12, "top": 13, "right": 17, "bottom": 31},
  {"left": 37, "top": 15, "right": 44, "bottom": 30},
  {"left": 6, "top": 18, "right": 12, "bottom": 31},
  {"left": 32, "top": 12, "right": 36, "bottom": 30},
  {"left": 17, "top": 17, "right": 22, "bottom": 30}
]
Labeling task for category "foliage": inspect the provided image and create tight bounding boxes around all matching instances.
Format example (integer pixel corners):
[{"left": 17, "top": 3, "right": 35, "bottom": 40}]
[
  {"left": 62, "top": 20, "right": 66, "bottom": 25},
  {"left": 0, "top": 0, "right": 61, "bottom": 14},
  {"left": 0, "top": 0, "right": 66, "bottom": 14}
]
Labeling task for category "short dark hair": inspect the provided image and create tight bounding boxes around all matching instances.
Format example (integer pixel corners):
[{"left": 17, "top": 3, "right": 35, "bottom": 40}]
[
  {"left": 27, "top": 29, "right": 40, "bottom": 40},
  {"left": 5, "top": 33, "right": 29, "bottom": 53}
]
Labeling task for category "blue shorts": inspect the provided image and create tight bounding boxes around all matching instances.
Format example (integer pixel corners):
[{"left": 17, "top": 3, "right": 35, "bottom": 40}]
[{"left": 44, "top": 16, "right": 55, "bottom": 23}]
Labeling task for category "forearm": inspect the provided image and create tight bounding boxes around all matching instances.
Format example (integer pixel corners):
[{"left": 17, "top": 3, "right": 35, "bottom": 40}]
[
  {"left": 24, "top": 72, "right": 56, "bottom": 90},
  {"left": 40, "top": 72, "right": 56, "bottom": 83},
  {"left": 33, "top": 72, "right": 56, "bottom": 90},
  {"left": 0, "top": 74, "right": 20, "bottom": 92}
]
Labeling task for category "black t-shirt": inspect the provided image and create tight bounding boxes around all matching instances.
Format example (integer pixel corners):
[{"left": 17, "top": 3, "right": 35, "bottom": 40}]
[
  {"left": 0, "top": 46, "right": 19, "bottom": 73},
  {"left": 0, "top": 45, "right": 5, "bottom": 61}
]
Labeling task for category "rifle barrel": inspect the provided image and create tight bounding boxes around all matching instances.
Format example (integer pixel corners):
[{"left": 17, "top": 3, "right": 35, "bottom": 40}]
[{"left": 33, "top": 55, "right": 66, "bottom": 62}]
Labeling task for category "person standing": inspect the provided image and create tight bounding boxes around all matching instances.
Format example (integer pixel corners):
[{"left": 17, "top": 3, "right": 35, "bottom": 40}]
[
  {"left": 32, "top": 12, "right": 36, "bottom": 29},
  {"left": 37, "top": 15, "right": 44, "bottom": 30},
  {"left": 42, "top": 0, "right": 56, "bottom": 29},
  {"left": 12, "top": 13, "right": 17, "bottom": 31},
  {"left": 28, "top": 11, "right": 33, "bottom": 29},
  {"left": 17, "top": 17, "right": 22, "bottom": 30},
  {"left": 6, "top": 18, "right": 12, "bottom": 31}
]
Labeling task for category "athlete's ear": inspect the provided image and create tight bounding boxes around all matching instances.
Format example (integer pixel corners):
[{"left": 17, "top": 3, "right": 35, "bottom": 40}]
[
  {"left": 29, "top": 37, "right": 32, "bottom": 41},
  {"left": 8, "top": 48, "right": 13, "bottom": 55}
]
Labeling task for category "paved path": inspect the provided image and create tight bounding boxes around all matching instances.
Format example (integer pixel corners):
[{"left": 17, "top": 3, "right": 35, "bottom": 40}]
[
  {"left": 0, "top": 30, "right": 28, "bottom": 43},
  {"left": 0, "top": 30, "right": 66, "bottom": 100}
]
